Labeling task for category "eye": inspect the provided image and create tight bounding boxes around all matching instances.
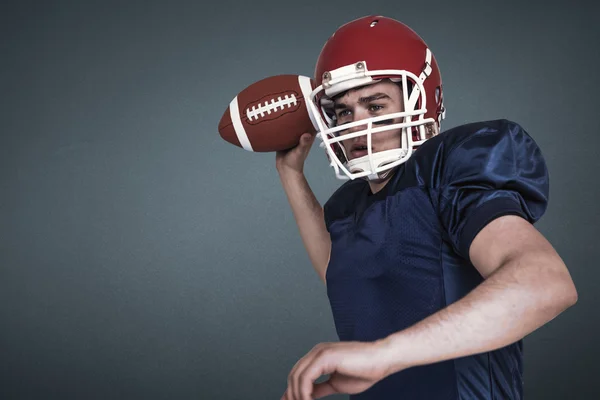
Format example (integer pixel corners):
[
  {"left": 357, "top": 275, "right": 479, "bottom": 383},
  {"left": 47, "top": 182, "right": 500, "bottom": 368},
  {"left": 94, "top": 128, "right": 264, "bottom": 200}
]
[
  {"left": 369, "top": 104, "right": 384, "bottom": 112},
  {"left": 336, "top": 109, "right": 351, "bottom": 118}
]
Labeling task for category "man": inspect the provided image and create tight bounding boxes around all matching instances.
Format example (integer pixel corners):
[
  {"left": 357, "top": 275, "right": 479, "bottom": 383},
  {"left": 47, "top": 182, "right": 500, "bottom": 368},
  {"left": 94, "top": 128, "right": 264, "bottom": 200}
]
[{"left": 276, "top": 15, "right": 577, "bottom": 400}]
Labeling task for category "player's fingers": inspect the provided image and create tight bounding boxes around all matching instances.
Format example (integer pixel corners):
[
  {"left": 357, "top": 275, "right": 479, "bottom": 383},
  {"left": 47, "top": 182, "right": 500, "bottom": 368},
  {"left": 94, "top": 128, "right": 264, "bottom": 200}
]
[
  {"left": 311, "top": 380, "right": 338, "bottom": 399},
  {"left": 291, "top": 344, "right": 326, "bottom": 400},
  {"left": 284, "top": 133, "right": 312, "bottom": 164},
  {"left": 288, "top": 355, "right": 309, "bottom": 400},
  {"left": 297, "top": 133, "right": 314, "bottom": 149},
  {"left": 291, "top": 356, "right": 311, "bottom": 400},
  {"left": 280, "top": 386, "right": 291, "bottom": 400},
  {"left": 299, "top": 358, "right": 333, "bottom": 400}
]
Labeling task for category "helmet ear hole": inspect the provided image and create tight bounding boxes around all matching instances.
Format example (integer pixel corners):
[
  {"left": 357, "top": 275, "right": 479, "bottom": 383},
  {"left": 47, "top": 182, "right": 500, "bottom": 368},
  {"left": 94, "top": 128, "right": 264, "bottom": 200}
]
[{"left": 370, "top": 20, "right": 379, "bottom": 27}]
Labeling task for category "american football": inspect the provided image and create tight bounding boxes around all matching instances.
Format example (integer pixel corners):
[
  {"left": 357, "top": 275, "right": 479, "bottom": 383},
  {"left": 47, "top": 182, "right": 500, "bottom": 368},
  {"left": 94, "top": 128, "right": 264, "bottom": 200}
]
[{"left": 218, "top": 74, "right": 318, "bottom": 152}]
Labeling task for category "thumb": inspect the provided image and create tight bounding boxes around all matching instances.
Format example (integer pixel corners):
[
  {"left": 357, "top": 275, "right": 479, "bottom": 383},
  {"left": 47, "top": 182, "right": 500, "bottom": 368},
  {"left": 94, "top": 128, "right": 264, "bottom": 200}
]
[{"left": 299, "top": 132, "right": 315, "bottom": 147}]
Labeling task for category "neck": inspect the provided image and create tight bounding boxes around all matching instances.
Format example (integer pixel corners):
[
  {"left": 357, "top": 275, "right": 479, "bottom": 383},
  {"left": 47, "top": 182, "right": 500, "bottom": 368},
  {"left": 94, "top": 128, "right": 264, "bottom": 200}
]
[
  {"left": 368, "top": 174, "right": 393, "bottom": 194},
  {"left": 366, "top": 166, "right": 399, "bottom": 194}
]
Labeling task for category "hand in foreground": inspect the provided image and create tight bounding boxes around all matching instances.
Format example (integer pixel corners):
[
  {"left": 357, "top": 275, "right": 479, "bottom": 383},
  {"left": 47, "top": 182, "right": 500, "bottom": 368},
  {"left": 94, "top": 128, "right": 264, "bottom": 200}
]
[{"left": 281, "top": 340, "right": 395, "bottom": 400}]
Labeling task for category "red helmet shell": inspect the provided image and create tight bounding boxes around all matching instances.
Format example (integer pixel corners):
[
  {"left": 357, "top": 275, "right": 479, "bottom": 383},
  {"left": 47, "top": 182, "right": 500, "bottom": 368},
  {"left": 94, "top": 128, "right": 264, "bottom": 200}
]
[{"left": 314, "top": 16, "right": 444, "bottom": 125}]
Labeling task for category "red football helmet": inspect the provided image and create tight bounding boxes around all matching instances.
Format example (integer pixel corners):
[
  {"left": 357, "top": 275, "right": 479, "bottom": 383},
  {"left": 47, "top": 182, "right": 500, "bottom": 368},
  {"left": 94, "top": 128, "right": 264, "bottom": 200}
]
[{"left": 306, "top": 15, "right": 446, "bottom": 181}]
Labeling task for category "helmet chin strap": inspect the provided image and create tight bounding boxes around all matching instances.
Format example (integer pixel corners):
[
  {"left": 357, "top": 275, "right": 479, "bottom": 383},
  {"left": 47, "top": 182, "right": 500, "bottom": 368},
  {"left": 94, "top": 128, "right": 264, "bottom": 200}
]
[{"left": 346, "top": 148, "right": 408, "bottom": 181}]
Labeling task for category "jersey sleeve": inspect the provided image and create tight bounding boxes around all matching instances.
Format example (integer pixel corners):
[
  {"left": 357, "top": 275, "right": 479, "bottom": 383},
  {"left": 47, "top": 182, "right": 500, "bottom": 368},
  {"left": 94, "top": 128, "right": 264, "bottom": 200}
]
[{"left": 437, "top": 120, "right": 549, "bottom": 261}]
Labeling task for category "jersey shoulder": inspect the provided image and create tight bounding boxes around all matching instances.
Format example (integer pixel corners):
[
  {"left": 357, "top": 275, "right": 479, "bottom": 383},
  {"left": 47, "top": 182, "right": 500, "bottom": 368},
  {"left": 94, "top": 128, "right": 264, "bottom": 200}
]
[
  {"left": 419, "top": 118, "right": 528, "bottom": 156},
  {"left": 407, "top": 118, "right": 537, "bottom": 186},
  {"left": 324, "top": 119, "right": 538, "bottom": 228}
]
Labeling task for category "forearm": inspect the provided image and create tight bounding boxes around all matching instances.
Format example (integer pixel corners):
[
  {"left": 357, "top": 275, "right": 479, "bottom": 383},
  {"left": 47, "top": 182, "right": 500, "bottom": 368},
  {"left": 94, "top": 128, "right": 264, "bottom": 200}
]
[
  {"left": 379, "top": 250, "right": 577, "bottom": 375},
  {"left": 278, "top": 170, "right": 331, "bottom": 283}
]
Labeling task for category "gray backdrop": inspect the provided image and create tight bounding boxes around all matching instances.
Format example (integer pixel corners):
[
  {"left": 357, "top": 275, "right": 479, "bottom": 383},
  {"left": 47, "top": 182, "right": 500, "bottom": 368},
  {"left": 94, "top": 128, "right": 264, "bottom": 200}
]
[{"left": 1, "top": 0, "right": 598, "bottom": 399}]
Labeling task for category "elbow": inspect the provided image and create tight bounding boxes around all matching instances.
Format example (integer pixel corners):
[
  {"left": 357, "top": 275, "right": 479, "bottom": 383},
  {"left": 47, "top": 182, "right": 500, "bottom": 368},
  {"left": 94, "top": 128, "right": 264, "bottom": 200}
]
[
  {"left": 533, "top": 249, "right": 578, "bottom": 312},
  {"left": 531, "top": 257, "right": 578, "bottom": 316},
  {"left": 533, "top": 276, "right": 577, "bottom": 326},
  {"left": 550, "top": 266, "right": 578, "bottom": 312},
  {"left": 562, "top": 278, "right": 578, "bottom": 309},
  {"left": 560, "top": 261, "right": 578, "bottom": 309}
]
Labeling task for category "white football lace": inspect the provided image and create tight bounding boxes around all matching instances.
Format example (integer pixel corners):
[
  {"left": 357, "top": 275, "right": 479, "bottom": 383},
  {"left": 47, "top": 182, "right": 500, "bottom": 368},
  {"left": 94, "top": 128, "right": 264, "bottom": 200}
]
[{"left": 246, "top": 94, "right": 298, "bottom": 121}]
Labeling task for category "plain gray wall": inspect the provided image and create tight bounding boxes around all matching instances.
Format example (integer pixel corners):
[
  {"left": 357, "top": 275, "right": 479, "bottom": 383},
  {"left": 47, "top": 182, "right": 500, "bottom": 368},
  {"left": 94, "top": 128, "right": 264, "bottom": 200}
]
[{"left": 1, "top": 0, "right": 598, "bottom": 399}]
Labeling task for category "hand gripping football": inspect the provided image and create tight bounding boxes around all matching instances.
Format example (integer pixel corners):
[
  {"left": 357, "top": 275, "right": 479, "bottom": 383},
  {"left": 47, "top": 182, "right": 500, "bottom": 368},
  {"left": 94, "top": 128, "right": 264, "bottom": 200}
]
[{"left": 218, "top": 74, "right": 318, "bottom": 152}]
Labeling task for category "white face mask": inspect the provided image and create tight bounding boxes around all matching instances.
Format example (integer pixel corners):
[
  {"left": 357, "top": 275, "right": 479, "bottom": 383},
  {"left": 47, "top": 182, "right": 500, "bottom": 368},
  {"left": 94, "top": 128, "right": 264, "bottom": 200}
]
[{"left": 306, "top": 55, "right": 443, "bottom": 181}]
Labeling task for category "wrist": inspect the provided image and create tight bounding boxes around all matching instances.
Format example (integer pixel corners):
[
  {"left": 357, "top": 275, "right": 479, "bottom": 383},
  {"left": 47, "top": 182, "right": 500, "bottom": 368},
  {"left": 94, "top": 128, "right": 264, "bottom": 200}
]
[
  {"left": 277, "top": 166, "right": 305, "bottom": 181},
  {"left": 375, "top": 332, "right": 414, "bottom": 376}
]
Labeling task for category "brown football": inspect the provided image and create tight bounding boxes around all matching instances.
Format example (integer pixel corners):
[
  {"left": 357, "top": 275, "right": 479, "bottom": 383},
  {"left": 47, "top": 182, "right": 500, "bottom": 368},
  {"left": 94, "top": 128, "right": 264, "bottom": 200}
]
[{"left": 218, "top": 74, "right": 318, "bottom": 152}]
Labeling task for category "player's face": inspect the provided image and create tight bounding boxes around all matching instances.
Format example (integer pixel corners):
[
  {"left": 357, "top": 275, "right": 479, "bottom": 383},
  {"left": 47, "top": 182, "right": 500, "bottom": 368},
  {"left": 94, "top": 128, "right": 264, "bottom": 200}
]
[{"left": 332, "top": 80, "right": 404, "bottom": 161}]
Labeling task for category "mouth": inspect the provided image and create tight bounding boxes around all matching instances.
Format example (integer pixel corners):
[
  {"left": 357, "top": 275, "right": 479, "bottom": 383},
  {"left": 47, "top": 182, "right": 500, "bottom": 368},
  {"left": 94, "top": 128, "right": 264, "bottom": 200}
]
[{"left": 350, "top": 144, "right": 371, "bottom": 159}]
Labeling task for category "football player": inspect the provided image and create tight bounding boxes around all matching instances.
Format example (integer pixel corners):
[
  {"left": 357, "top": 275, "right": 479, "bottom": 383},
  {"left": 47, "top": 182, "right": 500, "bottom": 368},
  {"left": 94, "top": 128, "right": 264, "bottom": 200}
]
[{"left": 276, "top": 15, "right": 578, "bottom": 400}]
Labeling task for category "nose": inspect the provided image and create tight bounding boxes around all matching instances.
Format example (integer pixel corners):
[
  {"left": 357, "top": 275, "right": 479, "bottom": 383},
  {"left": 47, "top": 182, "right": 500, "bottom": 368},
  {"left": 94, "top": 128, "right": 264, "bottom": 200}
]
[{"left": 343, "top": 109, "right": 370, "bottom": 135}]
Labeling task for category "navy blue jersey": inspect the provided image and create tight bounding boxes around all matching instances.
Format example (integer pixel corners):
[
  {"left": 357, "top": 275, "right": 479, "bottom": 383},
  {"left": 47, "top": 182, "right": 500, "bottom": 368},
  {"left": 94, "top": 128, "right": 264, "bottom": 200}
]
[{"left": 323, "top": 119, "right": 549, "bottom": 399}]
